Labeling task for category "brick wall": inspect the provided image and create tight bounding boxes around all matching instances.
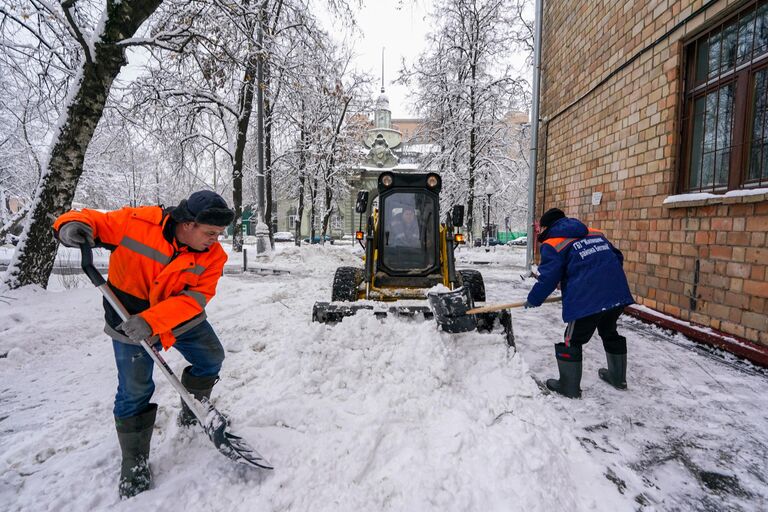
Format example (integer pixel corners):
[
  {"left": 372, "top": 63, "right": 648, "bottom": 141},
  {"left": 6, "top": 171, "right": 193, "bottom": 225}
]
[{"left": 538, "top": 0, "right": 768, "bottom": 346}]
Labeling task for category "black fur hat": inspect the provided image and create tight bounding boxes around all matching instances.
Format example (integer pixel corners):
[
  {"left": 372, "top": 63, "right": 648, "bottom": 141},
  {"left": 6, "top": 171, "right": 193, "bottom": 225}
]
[
  {"left": 539, "top": 208, "right": 566, "bottom": 229},
  {"left": 171, "top": 190, "right": 235, "bottom": 226}
]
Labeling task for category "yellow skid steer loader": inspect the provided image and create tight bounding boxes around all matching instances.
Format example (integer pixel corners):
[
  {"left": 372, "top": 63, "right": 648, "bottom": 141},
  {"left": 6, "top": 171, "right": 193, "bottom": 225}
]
[{"left": 311, "top": 172, "right": 513, "bottom": 344}]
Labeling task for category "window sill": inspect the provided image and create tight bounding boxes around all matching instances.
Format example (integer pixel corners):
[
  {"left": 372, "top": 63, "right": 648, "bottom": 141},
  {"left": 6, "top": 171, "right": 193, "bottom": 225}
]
[{"left": 662, "top": 188, "right": 768, "bottom": 208}]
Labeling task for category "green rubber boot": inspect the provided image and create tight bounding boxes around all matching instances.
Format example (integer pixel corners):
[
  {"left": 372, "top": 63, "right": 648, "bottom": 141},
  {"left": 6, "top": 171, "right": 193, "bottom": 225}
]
[
  {"left": 178, "top": 366, "right": 218, "bottom": 427},
  {"left": 546, "top": 359, "right": 582, "bottom": 398},
  {"left": 598, "top": 352, "right": 627, "bottom": 390},
  {"left": 115, "top": 403, "right": 157, "bottom": 499}
]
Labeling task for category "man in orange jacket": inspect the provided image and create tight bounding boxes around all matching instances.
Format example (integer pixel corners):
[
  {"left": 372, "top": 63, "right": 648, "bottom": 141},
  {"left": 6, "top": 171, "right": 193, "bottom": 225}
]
[{"left": 54, "top": 190, "right": 234, "bottom": 499}]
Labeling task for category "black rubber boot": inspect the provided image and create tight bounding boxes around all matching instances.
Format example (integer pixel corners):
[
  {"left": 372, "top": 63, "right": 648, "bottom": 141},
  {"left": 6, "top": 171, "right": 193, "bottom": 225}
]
[
  {"left": 178, "top": 366, "right": 218, "bottom": 427},
  {"left": 546, "top": 360, "right": 582, "bottom": 398},
  {"left": 115, "top": 403, "right": 157, "bottom": 499},
  {"left": 598, "top": 352, "right": 627, "bottom": 390}
]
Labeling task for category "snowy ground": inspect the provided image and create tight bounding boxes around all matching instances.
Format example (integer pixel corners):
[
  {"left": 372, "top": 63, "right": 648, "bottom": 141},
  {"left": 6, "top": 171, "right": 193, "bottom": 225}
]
[{"left": 1, "top": 243, "right": 767, "bottom": 511}]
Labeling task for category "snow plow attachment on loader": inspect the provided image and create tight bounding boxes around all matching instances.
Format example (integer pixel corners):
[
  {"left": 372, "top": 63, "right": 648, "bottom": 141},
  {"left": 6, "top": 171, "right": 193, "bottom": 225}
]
[
  {"left": 426, "top": 286, "right": 516, "bottom": 345},
  {"left": 313, "top": 295, "right": 515, "bottom": 346},
  {"left": 312, "top": 302, "right": 434, "bottom": 323}
]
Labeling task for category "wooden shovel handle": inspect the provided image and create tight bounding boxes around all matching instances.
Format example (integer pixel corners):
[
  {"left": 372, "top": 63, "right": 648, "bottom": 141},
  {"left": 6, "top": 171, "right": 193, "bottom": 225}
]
[{"left": 466, "top": 296, "right": 563, "bottom": 314}]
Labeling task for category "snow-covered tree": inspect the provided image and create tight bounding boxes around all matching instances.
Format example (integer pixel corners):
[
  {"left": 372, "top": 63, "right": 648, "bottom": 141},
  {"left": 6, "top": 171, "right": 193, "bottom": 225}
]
[
  {"left": 125, "top": 0, "right": 360, "bottom": 251},
  {"left": 266, "top": 28, "right": 371, "bottom": 244},
  {"left": 1, "top": 0, "right": 165, "bottom": 289},
  {"left": 400, "top": 0, "right": 533, "bottom": 240}
]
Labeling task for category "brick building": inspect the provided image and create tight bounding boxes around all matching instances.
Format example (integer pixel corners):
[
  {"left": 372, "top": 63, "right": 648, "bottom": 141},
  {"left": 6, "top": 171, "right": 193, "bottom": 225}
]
[{"left": 536, "top": 0, "right": 768, "bottom": 348}]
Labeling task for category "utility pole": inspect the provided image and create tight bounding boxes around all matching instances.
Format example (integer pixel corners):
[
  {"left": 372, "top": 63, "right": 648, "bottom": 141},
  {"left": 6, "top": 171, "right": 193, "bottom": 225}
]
[{"left": 527, "top": 0, "right": 544, "bottom": 270}]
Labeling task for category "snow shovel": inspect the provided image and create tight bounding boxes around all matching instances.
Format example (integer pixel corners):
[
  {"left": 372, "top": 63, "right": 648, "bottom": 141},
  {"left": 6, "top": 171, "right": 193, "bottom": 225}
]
[
  {"left": 429, "top": 284, "right": 563, "bottom": 332},
  {"left": 79, "top": 244, "right": 273, "bottom": 470},
  {"left": 427, "top": 286, "right": 478, "bottom": 333},
  {"left": 466, "top": 296, "right": 563, "bottom": 314}
]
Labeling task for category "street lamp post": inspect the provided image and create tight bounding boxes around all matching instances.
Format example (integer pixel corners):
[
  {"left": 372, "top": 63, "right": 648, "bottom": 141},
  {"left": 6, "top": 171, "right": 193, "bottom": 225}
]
[
  {"left": 254, "top": 1, "right": 270, "bottom": 256},
  {"left": 485, "top": 184, "right": 494, "bottom": 246}
]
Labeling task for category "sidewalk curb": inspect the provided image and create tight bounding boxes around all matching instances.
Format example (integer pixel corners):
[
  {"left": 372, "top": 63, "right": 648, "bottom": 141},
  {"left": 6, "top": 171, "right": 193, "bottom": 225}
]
[{"left": 625, "top": 304, "right": 768, "bottom": 369}]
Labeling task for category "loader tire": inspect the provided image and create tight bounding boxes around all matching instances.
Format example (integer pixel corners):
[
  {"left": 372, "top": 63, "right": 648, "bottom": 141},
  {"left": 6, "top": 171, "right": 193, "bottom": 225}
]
[
  {"left": 458, "top": 269, "right": 486, "bottom": 302},
  {"left": 331, "top": 267, "right": 364, "bottom": 302}
]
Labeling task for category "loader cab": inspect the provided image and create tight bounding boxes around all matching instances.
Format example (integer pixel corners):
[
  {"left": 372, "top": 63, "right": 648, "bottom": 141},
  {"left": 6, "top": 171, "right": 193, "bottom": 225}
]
[{"left": 377, "top": 174, "right": 440, "bottom": 276}]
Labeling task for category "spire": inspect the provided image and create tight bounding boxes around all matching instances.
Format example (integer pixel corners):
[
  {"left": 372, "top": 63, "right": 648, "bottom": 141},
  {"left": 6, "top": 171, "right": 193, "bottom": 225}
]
[
  {"left": 381, "top": 47, "right": 385, "bottom": 93},
  {"left": 375, "top": 46, "right": 390, "bottom": 127}
]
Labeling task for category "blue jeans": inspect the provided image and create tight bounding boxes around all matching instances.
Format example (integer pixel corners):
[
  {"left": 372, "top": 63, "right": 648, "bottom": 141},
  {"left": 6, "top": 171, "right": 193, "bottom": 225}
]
[{"left": 112, "top": 320, "right": 225, "bottom": 419}]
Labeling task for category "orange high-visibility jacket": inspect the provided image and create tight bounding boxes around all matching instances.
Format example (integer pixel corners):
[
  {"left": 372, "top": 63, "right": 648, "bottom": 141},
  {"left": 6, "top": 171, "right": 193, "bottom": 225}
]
[{"left": 53, "top": 206, "right": 227, "bottom": 349}]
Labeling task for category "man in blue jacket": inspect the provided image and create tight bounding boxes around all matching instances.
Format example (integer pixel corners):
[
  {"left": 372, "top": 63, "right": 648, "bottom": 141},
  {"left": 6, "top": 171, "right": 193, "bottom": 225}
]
[{"left": 525, "top": 208, "right": 634, "bottom": 398}]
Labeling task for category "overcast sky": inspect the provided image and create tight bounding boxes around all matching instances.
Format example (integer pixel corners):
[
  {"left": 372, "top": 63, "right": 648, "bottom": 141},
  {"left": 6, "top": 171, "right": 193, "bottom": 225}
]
[{"left": 346, "top": 0, "right": 432, "bottom": 119}]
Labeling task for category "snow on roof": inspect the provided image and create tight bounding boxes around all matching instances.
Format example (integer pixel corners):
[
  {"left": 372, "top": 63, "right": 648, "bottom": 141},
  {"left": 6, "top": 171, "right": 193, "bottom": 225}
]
[
  {"left": 358, "top": 163, "right": 422, "bottom": 172},
  {"left": 375, "top": 93, "right": 390, "bottom": 110}
]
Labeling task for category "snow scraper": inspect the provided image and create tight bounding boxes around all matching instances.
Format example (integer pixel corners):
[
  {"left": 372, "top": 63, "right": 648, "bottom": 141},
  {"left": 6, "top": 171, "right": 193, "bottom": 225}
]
[
  {"left": 79, "top": 244, "right": 273, "bottom": 470},
  {"left": 312, "top": 172, "right": 512, "bottom": 342}
]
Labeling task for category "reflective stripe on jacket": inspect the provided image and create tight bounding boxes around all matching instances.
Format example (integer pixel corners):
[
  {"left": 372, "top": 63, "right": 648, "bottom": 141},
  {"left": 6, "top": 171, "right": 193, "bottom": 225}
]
[
  {"left": 527, "top": 218, "right": 634, "bottom": 322},
  {"left": 53, "top": 206, "right": 227, "bottom": 349}
]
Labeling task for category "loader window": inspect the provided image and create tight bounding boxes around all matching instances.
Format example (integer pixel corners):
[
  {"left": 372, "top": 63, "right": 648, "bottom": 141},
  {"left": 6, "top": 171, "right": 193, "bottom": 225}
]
[{"left": 381, "top": 191, "right": 437, "bottom": 273}]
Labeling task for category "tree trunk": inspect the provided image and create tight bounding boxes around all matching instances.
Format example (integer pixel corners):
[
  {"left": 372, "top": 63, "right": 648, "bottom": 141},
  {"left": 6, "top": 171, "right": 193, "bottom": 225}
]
[
  {"left": 0, "top": 188, "right": 7, "bottom": 226},
  {"left": 4, "top": 0, "right": 163, "bottom": 289},
  {"left": 466, "top": 66, "right": 477, "bottom": 243},
  {"left": 295, "top": 175, "right": 305, "bottom": 246},
  {"left": 263, "top": 0, "right": 285, "bottom": 249},
  {"left": 321, "top": 175, "right": 332, "bottom": 241},
  {"left": 295, "top": 114, "right": 307, "bottom": 246},
  {"left": 320, "top": 98, "right": 349, "bottom": 242},
  {"left": 231, "top": 55, "right": 258, "bottom": 253},
  {"left": 309, "top": 175, "right": 318, "bottom": 242}
]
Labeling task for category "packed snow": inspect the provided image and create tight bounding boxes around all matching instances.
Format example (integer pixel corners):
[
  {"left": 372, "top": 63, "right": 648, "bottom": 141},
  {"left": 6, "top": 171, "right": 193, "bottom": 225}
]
[{"left": 1, "top": 243, "right": 767, "bottom": 511}]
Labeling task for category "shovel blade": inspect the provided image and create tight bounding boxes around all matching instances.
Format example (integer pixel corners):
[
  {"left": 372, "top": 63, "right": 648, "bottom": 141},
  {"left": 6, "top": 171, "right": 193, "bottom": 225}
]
[
  {"left": 427, "top": 287, "right": 477, "bottom": 333},
  {"left": 201, "top": 401, "right": 273, "bottom": 470}
]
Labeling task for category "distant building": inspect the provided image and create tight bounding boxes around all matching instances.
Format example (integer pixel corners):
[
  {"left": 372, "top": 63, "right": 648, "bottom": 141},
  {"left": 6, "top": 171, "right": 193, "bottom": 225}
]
[
  {"left": 274, "top": 91, "right": 529, "bottom": 241},
  {"left": 537, "top": 1, "right": 768, "bottom": 347},
  {"left": 340, "top": 88, "right": 439, "bottom": 235},
  {"left": 275, "top": 87, "right": 437, "bottom": 238}
]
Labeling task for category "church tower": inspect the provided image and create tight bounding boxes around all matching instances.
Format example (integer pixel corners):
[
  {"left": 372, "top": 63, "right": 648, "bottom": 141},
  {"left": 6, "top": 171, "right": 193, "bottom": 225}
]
[
  {"left": 363, "top": 49, "right": 402, "bottom": 168},
  {"left": 375, "top": 87, "right": 392, "bottom": 129}
]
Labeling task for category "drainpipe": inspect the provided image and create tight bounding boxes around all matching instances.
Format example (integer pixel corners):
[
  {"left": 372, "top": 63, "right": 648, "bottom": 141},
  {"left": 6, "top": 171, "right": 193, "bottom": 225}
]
[{"left": 526, "top": 0, "right": 544, "bottom": 271}]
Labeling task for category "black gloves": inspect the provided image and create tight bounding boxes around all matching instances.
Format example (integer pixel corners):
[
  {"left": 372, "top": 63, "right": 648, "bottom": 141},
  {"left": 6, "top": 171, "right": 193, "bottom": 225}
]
[{"left": 57, "top": 222, "right": 95, "bottom": 247}]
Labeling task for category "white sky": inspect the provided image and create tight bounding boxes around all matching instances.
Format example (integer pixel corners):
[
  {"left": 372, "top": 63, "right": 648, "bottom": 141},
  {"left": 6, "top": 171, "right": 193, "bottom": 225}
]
[
  {"left": 344, "top": 0, "right": 433, "bottom": 119},
  {"left": 335, "top": 0, "right": 533, "bottom": 119}
]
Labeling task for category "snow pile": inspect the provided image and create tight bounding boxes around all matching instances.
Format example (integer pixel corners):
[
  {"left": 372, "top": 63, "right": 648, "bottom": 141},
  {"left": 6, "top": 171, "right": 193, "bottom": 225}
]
[
  {"left": 3, "top": 243, "right": 767, "bottom": 510},
  {"left": 455, "top": 246, "right": 527, "bottom": 267},
  {"left": 223, "top": 242, "right": 362, "bottom": 276},
  {"left": 0, "top": 248, "right": 627, "bottom": 511}
]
